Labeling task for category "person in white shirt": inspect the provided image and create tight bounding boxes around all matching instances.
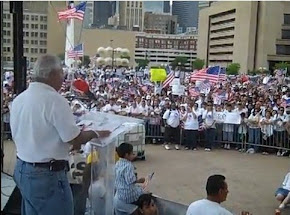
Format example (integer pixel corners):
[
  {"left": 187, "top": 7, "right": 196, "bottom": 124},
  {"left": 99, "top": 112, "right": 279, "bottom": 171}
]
[
  {"left": 182, "top": 105, "right": 199, "bottom": 150},
  {"left": 163, "top": 103, "right": 181, "bottom": 150},
  {"left": 275, "top": 171, "right": 290, "bottom": 209},
  {"left": 10, "top": 55, "right": 111, "bottom": 215},
  {"left": 102, "top": 98, "right": 119, "bottom": 114},
  {"left": 128, "top": 101, "right": 142, "bottom": 117},
  {"left": 186, "top": 175, "right": 251, "bottom": 215},
  {"left": 186, "top": 174, "right": 233, "bottom": 215},
  {"left": 202, "top": 102, "right": 216, "bottom": 151}
]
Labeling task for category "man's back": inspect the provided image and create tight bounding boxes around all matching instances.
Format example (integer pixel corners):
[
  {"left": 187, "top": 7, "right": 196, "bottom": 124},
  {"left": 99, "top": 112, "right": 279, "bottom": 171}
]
[
  {"left": 186, "top": 199, "right": 233, "bottom": 215},
  {"left": 10, "top": 82, "right": 80, "bottom": 163}
]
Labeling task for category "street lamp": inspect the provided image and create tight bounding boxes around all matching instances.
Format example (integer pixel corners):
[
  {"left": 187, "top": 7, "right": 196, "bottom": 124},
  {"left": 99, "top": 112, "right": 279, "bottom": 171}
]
[{"left": 96, "top": 45, "right": 130, "bottom": 81}]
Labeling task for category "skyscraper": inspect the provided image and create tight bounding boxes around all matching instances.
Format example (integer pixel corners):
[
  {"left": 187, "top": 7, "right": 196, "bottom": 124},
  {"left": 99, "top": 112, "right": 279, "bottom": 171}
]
[
  {"left": 144, "top": 1, "right": 163, "bottom": 13},
  {"left": 163, "top": 1, "right": 170, "bottom": 13},
  {"left": 172, "top": 1, "right": 199, "bottom": 32},
  {"left": 119, "top": 1, "right": 144, "bottom": 31},
  {"left": 93, "top": 1, "right": 116, "bottom": 28}
]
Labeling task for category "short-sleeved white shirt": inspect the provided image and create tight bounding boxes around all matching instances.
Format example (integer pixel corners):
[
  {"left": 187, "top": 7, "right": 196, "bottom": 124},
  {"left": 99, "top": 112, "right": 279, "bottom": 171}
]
[
  {"left": 186, "top": 199, "right": 233, "bottom": 215},
  {"left": 10, "top": 82, "right": 80, "bottom": 163}
]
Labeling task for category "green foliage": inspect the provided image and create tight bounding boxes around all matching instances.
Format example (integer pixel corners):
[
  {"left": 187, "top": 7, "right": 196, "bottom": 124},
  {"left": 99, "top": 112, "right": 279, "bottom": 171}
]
[
  {"left": 274, "top": 62, "right": 290, "bottom": 75},
  {"left": 81, "top": 55, "right": 90, "bottom": 67},
  {"left": 171, "top": 56, "right": 188, "bottom": 69},
  {"left": 58, "top": 53, "right": 65, "bottom": 61},
  {"left": 121, "top": 54, "right": 130, "bottom": 60},
  {"left": 274, "top": 62, "right": 290, "bottom": 70},
  {"left": 226, "top": 63, "right": 240, "bottom": 75},
  {"left": 136, "top": 59, "right": 149, "bottom": 68},
  {"left": 192, "top": 58, "right": 205, "bottom": 70}
]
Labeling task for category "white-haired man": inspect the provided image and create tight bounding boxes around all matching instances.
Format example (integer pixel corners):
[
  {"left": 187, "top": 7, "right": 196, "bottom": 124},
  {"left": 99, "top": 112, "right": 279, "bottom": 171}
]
[{"left": 10, "top": 54, "right": 110, "bottom": 215}]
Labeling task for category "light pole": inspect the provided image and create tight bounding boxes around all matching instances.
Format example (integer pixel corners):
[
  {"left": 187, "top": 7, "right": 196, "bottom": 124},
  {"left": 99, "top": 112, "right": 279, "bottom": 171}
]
[{"left": 96, "top": 46, "right": 130, "bottom": 82}]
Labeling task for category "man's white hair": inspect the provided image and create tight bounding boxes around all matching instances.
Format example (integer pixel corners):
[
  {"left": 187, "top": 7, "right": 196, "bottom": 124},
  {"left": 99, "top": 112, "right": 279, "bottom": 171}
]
[{"left": 32, "top": 54, "right": 62, "bottom": 79}]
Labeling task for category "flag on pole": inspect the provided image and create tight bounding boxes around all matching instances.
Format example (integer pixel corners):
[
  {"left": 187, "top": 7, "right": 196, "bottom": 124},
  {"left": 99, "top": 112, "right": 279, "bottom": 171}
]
[
  {"left": 162, "top": 71, "right": 175, "bottom": 88},
  {"left": 190, "top": 66, "right": 221, "bottom": 84},
  {"left": 219, "top": 67, "right": 227, "bottom": 81},
  {"left": 68, "top": 44, "right": 84, "bottom": 58},
  {"left": 58, "top": 1, "right": 86, "bottom": 21},
  {"left": 188, "top": 87, "right": 200, "bottom": 97}
]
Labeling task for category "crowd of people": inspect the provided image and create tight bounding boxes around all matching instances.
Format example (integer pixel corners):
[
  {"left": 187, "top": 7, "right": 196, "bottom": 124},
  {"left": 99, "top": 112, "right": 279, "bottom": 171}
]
[
  {"left": 2, "top": 54, "right": 290, "bottom": 215},
  {"left": 58, "top": 65, "right": 290, "bottom": 156}
]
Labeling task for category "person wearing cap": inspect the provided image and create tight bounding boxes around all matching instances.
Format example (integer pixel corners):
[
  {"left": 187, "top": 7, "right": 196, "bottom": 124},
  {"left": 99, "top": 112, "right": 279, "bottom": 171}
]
[
  {"left": 163, "top": 103, "right": 181, "bottom": 150},
  {"left": 10, "top": 55, "right": 111, "bottom": 215}
]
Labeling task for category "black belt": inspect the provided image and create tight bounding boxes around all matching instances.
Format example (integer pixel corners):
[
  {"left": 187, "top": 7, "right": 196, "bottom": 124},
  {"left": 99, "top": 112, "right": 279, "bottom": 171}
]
[{"left": 17, "top": 157, "right": 69, "bottom": 172}]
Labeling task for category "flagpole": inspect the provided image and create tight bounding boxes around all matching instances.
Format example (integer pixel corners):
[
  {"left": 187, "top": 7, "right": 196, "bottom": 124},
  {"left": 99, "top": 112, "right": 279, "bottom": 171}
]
[{"left": 65, "top": 1, "right": 75, "bottom": 70}]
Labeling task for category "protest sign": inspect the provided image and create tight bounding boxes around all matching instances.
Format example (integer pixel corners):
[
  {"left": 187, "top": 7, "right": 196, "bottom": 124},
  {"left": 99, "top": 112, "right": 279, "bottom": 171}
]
[
  {"left": 224, "top": 112, "right": 241, "bottom": 124},
  {"left": 172, "top": 85, "right": 185, "bottom": 96}
]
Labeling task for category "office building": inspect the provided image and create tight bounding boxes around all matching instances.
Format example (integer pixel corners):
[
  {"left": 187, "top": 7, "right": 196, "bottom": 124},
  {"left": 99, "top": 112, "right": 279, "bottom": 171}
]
[
  {"left": 135, "top": 33, "right": 197, "bottom": 69},
  {"left": 197, "top": 1, "right": 290, "bottom": 72},
  {"left": 2, "top": 1, "right": 48, "bottom": 65},
  {"left": 163, "top": 1, "right": 170, "bottom": 13},
  {"left": 119, "top": 1, "right": 144, "bottom": 31},
  {"left": 93, "top": 1, "right": 116, "bottom": 28},
  {"left": 83, "top": 1, "right": 94, "bottom": 28},
  {"left": 144, "top": 1, "right": 163, "bottom": 13},
  {"left": 172, "top": 1, "right": 199, "bottom": 33},
  {"left": 144, "top": 12, "right": 177, "bottom": 34}
]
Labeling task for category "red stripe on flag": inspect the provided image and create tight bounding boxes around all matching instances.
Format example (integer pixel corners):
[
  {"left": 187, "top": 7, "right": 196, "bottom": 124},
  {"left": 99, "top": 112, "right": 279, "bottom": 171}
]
[{"left": 162, "top": 71, "right": 175, "bottom": 88}]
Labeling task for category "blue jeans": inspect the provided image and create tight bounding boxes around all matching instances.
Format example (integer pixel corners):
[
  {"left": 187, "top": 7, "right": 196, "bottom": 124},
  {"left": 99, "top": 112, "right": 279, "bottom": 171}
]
[
  {"left": 13, "top": 159, "right": 73, "bottom": 215},
  {"left": 248, "top": 128, "right": 260, "bottom": 151}
]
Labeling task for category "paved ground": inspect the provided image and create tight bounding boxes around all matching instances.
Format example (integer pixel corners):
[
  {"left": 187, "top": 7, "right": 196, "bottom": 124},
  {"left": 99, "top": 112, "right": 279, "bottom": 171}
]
[
  {"left": 3, "top": 141, "right": 289, "bottom": 214},
  {"left": 134, "top": 144, "right": 290, "bottom": 215}
]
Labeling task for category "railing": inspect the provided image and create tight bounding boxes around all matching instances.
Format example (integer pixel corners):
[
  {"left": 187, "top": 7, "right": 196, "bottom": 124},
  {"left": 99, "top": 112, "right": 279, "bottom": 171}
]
[
  {"left": 2, "top": 117, "right": 290, "bottom": 152},
  {"left": 144, "top": 120, "right": 290, "bottom": 152}
]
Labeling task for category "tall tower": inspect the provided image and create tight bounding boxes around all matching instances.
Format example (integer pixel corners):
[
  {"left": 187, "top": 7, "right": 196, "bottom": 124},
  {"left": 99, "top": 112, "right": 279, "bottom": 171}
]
[
  {"left": 163, "top": 1, "right": 170, "bottom": 13},
  {"left": 119, "top": 1, "right": 144, "bottom": 31},
  {"left": 93, "top": 1, "right": 116, "bottom": 28},
  {"left": 172, "top": 1, "right": 199, "bottom": 32}
]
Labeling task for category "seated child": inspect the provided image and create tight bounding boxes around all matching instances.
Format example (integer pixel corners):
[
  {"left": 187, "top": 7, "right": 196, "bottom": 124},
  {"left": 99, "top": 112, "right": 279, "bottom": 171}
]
[
  {"left": 275, "top": 171, "right": 290, "bottom": 209},
  {"left": 114, "top": 143, "right": 146, "bottom": 214}
]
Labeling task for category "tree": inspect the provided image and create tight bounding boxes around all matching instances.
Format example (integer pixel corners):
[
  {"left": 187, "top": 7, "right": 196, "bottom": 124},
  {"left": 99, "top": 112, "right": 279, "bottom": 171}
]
[
  {"left": 81, "top": 55, "right": 90, "bottom": 67},
  {"left": 192, "top": 58, "right": 205, "bottom": 70},
  {"left": 171, "top": 56, "right": 188, "bottom": 69},
  {"left": 121, "top": 54, "right": 130, "bottom": 60},
  {"left": 226, "top": 63, "right": 240, "bottom": 75},
  {"left": 58, "top": 53, "right": 65, "bottom": 61},
  {"left": 274, "top": 62, "right": 290, "bottom": 75},
  {"left": 136, "top": 59, "right": 149, "bottom": 68}
]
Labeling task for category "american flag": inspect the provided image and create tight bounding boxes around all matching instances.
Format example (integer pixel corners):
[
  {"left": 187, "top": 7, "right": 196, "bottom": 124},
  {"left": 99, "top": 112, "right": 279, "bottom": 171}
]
[
  {"left": 162, "top": 65, "right": 175, "bottom": 88},
  {"left": 68, "top": 44, "right": 84, "bottom": 58},
  {"left": 199, "top": 79, "right": 211, "bottom": 92},
  {"left": 190, "top": 66, "right": 222, "bottom": 84},
  {"left": 188, "top": 87, "right": 200, "bottom": 97},
  {"left": 219, "top": 67, "right": 227, "bottom": 81},
  {"left": 57, "top": 1, "right": 86, "bottom": 21}
]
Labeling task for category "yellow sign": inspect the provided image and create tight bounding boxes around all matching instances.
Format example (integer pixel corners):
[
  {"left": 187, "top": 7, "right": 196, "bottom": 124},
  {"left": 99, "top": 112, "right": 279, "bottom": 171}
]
[{"left": 150, "top": 68, "right": 167, "bottom": 82}]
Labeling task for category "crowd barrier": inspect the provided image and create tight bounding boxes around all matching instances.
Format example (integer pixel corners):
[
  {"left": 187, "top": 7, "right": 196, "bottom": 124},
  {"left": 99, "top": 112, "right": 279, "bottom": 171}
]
[
  {"left": 144, "top": 120, "right": 290, "bottom": 152},
  {"left": 2, "top": 119, "right": 290, "bottom": 152}
]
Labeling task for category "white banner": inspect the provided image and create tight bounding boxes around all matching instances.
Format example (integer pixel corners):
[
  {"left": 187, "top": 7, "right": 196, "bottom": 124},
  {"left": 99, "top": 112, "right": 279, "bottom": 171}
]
[{"left": 224, "top": 112, "right": 241, "bottom": 124}]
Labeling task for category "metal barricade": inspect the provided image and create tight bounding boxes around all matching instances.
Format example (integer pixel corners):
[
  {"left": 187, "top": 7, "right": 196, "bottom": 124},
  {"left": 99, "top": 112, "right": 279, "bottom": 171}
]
[
  {"left": 145, "top": 117, "right": 164, "bottom": 144},
  {"left": 214, "top": 123, "right": 290, "bottom": 152}
]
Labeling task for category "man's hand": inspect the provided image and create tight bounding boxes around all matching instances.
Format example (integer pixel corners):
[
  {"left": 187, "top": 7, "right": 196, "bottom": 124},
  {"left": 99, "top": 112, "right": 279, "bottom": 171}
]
[{"left": 96, "top": 130, "right": 111, "bottom": 138}]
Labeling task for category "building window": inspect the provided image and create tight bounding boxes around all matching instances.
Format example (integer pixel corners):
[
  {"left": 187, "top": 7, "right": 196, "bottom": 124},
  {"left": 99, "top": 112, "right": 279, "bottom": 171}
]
[
  {"left": 284, "top": 14, "right": 290, "bottom": 25},
  {"left": 40, "top": 49, "right": 47, "bottom": 54},
  {"left": 25, "top": 24, "right": 29, "bottom": 29},
  {"left": 282, "top": 29, "right": 290, "bottom": 39},
  {"left": 40, "top": 40, "right": 47, "bottom": 45},
  {"left": 7, "top": 56, "right": 11, "bottom": 61},
  {"left": 40, "top": 32, "right": 47, "bottom": 38},
  {"left": 24, "top": 48, "right": 29, "bottom": 53},
  {"left": 276, "top": 45, "right": 290, "bottom": 55},
  {"left": 40, "top": 16, "right": 47, "bottom": 22}
]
